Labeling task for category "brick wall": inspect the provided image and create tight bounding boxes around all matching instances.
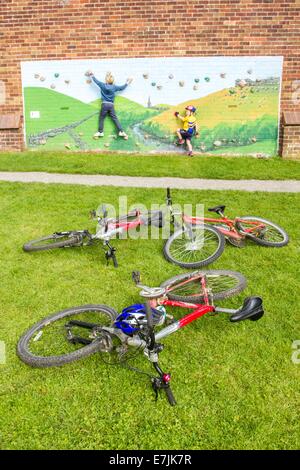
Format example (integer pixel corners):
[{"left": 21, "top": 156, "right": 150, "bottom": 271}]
[
  {"left": 282, "top": 126, "right": 300, "bottom": 158},
  {"left": 1, "top": 0, "right": 300, "bottom": 154}
]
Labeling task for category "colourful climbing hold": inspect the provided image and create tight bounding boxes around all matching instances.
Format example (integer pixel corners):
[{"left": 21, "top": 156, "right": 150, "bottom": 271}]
[
  {"left": 194, "top": 78, "right": 200, "bottom": 83},
  {"left": 151, "top": 82, "right": 156, "bottom": 87},
  {"left": 86, "top": 79, "right": 92, "bottom": 84},
  {"left": 40, "top": 76, "right": 46, "bottom": 82},
  {"left": 34, "top": 74, "right": 40, "bottom": 79},
  {"left": 193, "top": 85, "right": 199, "bottom": 91},
  {"left": 179, "top": 80, "right": 185, "bottom": 87},
  {"left": 220, "top": 73, "right": 226, "bottom": 79},
  {"left": 143, "top": 73, "right": 149, "bottom": 79},
  {"left": 204, "top": 77, "right": 210, "bottom": 82},
  {"left": 54, "top": 73, "right": 59, "bottom": 78},
  {"left": 157, "top": 85, "right": 163, "bottom": 90},
  {"left": 65, "top": 79, "right": 70, "bottom": 84},
  {"left": 50, "top": 84, "right": 56, "bottom": 89},
  {"left": 168, "top": 74, "right": 174, "bottom": 79}
]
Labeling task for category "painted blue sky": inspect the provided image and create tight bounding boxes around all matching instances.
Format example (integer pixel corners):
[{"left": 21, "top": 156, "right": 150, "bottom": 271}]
[{"left": 21, "top": 56, "right": 283, "bottom": 107}]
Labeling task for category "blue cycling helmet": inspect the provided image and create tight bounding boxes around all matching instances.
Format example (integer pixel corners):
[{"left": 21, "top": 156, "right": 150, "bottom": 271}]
[{"left": 114, "top": 304, "right": 165, "bottom": 335}]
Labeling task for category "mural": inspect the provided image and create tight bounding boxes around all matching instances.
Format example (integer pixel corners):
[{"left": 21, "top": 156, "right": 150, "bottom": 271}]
[{"left": 21, "top": 56, "right": 283, "bottom": 156}]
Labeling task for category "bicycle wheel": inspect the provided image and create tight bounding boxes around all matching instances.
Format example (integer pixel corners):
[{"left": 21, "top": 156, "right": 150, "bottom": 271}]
[
  {"left": 23, "top": 231, "right": 83, "bottom": 252},
  {"left": 17, "top": 304, "right": 117, "bottom": 368},
  {"left": 235, "top": 216, "right": 289, "bottom": 247},
  {"left": 160, "top": 270, "right": 247, "bottom": 302},
  {"left": 163, "top": 225, "right": 225, "bottom": 268}
]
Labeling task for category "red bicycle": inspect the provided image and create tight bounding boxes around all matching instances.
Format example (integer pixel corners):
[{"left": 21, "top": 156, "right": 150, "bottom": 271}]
[
  {"left": 164, "top": 188, "right": 289, "bottom": 268},
  {"left": 23, "top": 206, "right": 164, "bottom": 267},
  {"left": 17, "top": 269, "right": 264, "bottom": 406}
]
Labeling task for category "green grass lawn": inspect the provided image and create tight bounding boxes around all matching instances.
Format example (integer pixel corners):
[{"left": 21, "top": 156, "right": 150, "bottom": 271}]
[
  {"left": 0, "top": 151, "right": 300, "bottom": 180},
  {"left": 0, "top": 182, "right": 299, "bottom": 450}
]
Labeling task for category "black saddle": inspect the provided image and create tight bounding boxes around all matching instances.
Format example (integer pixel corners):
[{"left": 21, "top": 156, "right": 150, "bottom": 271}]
[
  {"left": 208, "top": 205, "right": 226, "bottom": 214},
  {"left": 230, "top": 297, "right": 264, "bottom": 322}
]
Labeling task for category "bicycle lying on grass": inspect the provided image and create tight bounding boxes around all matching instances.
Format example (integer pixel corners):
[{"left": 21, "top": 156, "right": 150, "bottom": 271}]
[
  {"left": 17, "top": 270, "right": 264, "bottom": 405},
  {"left": 163, "top": 188, "right": 289, "bottom": 268},
  {"left": 23, "top": 207, "right": 165, "bottom": 268}
]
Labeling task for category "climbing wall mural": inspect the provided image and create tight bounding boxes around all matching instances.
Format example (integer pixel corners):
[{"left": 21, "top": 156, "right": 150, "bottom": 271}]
[{"left": 21, "top": 56, "right": 283, "bottom": 156}]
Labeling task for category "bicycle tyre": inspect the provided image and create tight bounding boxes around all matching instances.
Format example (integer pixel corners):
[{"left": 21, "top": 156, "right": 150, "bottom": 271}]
[
  {"left": 161, "top": 270, "right": 247, "bottom": 302},
  {"left": 17, "top": 304, "right": 118, "bottom": 368},
  {"left": 236, "top": 216, "right": 289, "bottom": 247},
  {"left": 23, "top": 232, "right": 82, "bottom": 252},
  {"left": 163, "top": 224, "right": 225, "bottom": 269}
]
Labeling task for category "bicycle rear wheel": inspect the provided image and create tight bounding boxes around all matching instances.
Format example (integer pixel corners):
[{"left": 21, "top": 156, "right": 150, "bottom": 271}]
[
  {"left": 17, "top": 305, "right": 117, "bottom": 368},
  {"left": 160, "top": 270, "right": 247, "bottom": 302},
  {"left": 23, "top": 231, "right": 83, "bottom": 252},
  {"left": 163, "top": 225, "right": 225, "bottom": 269},
  {"left": 235, "top": 216, "right": 289, "bottom": 247}
]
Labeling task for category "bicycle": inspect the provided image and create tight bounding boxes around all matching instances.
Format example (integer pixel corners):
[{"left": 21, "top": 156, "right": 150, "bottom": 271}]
[
  {"left": 17, "top": 269, "right": 264, "bottom": 406},
  {"left": 164, "top": 188, "right": 289, "bottom": 268},
  {"left": 23, "top": 206, "right": 164, "bottom": 268}
]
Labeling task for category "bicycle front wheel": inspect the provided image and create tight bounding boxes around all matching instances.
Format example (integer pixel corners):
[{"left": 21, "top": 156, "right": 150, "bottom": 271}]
[
  {"left": 17, "top": 305, "right": 118, "bottom": 368},
  {"left": 163, "top": 225, "right": 225, "bottom": 268},
  {"left": 161, "top": 270, "right": 247, "bottom": 302},
  {"left": 23, "top": 231, "right": 83, "bottom": 252},
  {"left": 236, "top": 216, "right": 289, "bottom": 247}
]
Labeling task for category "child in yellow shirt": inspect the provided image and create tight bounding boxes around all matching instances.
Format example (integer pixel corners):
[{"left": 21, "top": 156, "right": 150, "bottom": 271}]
[{"left": 174, "top": 105, "right": 199, "bottom": 156}]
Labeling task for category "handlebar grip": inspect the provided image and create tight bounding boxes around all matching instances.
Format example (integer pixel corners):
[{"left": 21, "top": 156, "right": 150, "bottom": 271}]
[{"left": 165, "top": 385, "right": 176, "bottom": 406}]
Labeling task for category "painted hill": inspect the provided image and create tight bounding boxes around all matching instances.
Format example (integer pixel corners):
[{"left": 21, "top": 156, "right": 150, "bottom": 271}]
[{"left": 148, "top": 85, "right": 279, "bottom": 133}]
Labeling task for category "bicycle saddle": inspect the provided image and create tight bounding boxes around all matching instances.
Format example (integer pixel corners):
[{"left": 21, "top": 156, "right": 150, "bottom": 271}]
[
  {"left": 139, "top": 286, "right": 166, "bottom": 299},
  {"left": 230, "top": 296, "right": 264, "bottom": 322},
  {"left": 208, "top": 205, "right": 226, "bottom": 214}
]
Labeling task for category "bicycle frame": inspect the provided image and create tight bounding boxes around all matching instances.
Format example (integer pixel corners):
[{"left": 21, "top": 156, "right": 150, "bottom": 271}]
[{"left": 92, "top": 210, "right": 144, "bottom": 241}]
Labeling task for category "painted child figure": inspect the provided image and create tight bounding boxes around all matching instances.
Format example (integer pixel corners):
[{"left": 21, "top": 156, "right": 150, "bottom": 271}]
[
  {"left": 86, "top": 71, "right": 133, "bottom": 140},
  {"left": 174, "top": 105, "right": 199, "bottom": 156}
]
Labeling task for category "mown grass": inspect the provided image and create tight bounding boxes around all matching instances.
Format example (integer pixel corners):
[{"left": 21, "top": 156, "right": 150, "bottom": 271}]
[
  {"left": 0, "top": 182, "right": 299, "bottom": 450},
  {"left": 0, "top": 151, "right": 300, "bottom": 180}
]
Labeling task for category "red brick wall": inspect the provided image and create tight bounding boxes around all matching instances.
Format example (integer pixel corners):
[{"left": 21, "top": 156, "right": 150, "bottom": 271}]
[
  {"left": 1, "top": 0, "right": 300, "bottom": 154},
  {"left": 282, "top": 126, "right": 300, "bottom": 158}
]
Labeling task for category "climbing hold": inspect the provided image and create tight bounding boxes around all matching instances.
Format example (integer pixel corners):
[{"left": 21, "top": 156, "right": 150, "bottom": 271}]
[
  {"left": 251, "top": 136, "right": 257, "bottom": 143},
  {"left": 168, "top": 74, "right": 174, "bottom": 79},
  {"left": 179, "top": 80, "right": 185, "bottom": 87},
  {"left": 144, "top": 134, "right": 149, "bottom": 139},
  {"left": 54, "top": 73, "right": 60, "bottom": 78},
  {"left": 104, "top": 142, "right": 110, "bottom": 147},
  {"left": 40, "top": 139, "right": 47, "bottom": 145},
  {"left": 64, "top": 143, "right": 71, "bottom": 150},
  {"left": 157, "top": 85, "right": 163, "bottom": 90},
  {"left": 143, "top": 73, "right": 149, "bottom": 79},
  {"left": 34, "top": 74, "right": 40, "bottom": 79},
  {"left": 193, "top": 85, "right": 199, "bottom": 91},
  {"left": 194, "top": 78, "right": 200, "bottom": 83},
  {"left": 151, "top": 82, "right": 156, "bottom": 87},
  {"left": 220, "top": 73, "right": 226, "bottom": 79},
  {"left": 200, "top": 144, "right": 206, "bottom": 152},
  {"left": 229, "top": 89, "right": 236, "bottom": 95},
  {"left": 213, "top": 140, "right": 222, "bottom": 147},
  {"left": 78, "top": 132, "right": 84, "bottom": 137},
  {"left": 247, "top": 69, "right": 253, "bottom": 75},
  {"left": 85, "top": 71, "right": 93, "bottom": 77},
  {"left": 50, "top": 84, "right": 56, "bottom": 89},
  {"left": 204, "top": 77, "right": 210, "bottom": 82},
  {"left": 40, "top": 76, "right": 46, "bottom": 82},
  {"left": 65, "top": 79, "right": 70, "bottom": 84},
  {"left": 86, "top": 79, "right": 92, "bottom": 84},
  {"left": 237, "top": 79, "right": 247, "bottom": 88}
]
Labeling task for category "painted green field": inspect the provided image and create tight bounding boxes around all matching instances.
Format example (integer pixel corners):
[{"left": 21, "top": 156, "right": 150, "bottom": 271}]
[
  {"left": 0, "top": 182, "right": 299, "bottom": 449},
  {"left": 24, "top": 87, "right": 159, "bottom": 152}
]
